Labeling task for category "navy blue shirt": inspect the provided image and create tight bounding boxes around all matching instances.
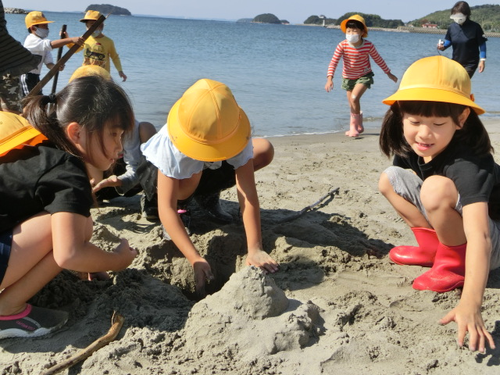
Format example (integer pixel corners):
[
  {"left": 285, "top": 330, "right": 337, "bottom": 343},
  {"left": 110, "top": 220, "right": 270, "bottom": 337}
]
[{"left": 445, "top": 20, "right": 487, "bottom": 69}]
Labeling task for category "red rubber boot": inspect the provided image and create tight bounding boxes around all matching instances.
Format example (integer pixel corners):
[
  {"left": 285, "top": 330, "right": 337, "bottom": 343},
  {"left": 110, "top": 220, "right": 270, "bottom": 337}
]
[
  {"left": 389, "top": 227, "right": 439, "bottom": 267},
  {"left": 412, "top": 242, "right": 466, "bottom": 292}
]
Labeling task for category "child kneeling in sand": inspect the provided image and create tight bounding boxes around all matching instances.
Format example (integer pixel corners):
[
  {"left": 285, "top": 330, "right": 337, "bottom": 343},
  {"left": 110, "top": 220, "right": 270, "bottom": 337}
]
[
  {"left": 141, "top": 78, "right": 279, "bottom": 297},
  {"left": 0, "top": 76, "right": 137, "bottom": 339},
  {"left": 379, "top": 55, "right": 499, "bottom": 352}
]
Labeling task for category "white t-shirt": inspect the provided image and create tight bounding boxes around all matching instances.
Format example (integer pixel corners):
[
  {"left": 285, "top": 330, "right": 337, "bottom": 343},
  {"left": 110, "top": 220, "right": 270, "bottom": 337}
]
[
  {"left": 23, "top": 34, "right": 53, "bottom": 74},
  {"left": 141, "top": 124, "right": 253, "bottom": 179}
]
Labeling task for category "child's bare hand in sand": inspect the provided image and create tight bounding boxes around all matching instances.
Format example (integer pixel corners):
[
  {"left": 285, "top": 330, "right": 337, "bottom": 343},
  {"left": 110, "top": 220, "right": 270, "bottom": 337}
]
[
  {"left": 113, "top": 239, "right": 138, "bottom": 270},
  {"left": 92, "top": 175, "right": 122, "bottom": 193},
  {"left": 193, "top": 259, "right": 214, "bottom": 298},
  {"left": 440, "top": 302, "right": 495, "bottom": 352},
  {"left": 246, "top": 249, "right": 279, "bottom": 273}
]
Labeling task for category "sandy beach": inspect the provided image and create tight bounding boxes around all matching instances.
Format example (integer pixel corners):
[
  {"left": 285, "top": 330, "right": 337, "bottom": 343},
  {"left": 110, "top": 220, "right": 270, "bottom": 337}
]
[{"left": 2, "top": 122, "right": 500, "bottom": 374}]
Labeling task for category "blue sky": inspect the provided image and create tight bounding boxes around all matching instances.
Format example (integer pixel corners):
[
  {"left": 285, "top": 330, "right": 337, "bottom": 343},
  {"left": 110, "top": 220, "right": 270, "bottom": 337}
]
[{"left": 8, "top": 1, "right": 500, "bottom": 23}]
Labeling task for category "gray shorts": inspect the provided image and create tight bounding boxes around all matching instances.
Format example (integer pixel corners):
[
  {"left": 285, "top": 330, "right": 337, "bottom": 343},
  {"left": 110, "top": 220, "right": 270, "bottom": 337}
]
[{"left": 383, "top": 166, "right": 500, "bottom": 270}]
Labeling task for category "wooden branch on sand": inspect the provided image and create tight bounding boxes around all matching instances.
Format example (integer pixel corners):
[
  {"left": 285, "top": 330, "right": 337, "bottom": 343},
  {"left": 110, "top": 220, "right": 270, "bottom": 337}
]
[
  {"left": 278, "top": 187, "right": 340, "bottom": 223},
  {"left": 41, "top": 311, "right": 124, "bottom": 375}
]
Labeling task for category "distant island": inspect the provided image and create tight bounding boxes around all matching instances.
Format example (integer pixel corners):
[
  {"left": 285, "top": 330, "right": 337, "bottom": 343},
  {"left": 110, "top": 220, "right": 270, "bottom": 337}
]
[
  {"left": 85, "top": 4, "right": 131, "bottom": 16},
  {"left": 252, "top": 13, "right": 289, "bottom": 25},
  {"left": 304, "top": 12, "right": 403, "bottom": 29}
]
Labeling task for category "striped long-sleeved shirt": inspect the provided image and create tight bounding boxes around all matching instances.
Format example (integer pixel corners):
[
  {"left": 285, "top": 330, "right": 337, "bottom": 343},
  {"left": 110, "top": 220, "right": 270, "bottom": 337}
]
[{"left": 326, "top": 39, "right": 390, "bottom": 79}]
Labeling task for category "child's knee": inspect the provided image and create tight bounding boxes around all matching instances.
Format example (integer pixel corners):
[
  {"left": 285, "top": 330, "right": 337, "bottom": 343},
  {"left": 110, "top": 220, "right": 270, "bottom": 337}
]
[
  {"left": 421, "top": 176, "right": 457, "bottom": 212},
  {"left": 378, "top": 172, "right": 393, "bottom": 196},
  {"left": 252, "top": 138, "right": 274, "bottom": 170}
]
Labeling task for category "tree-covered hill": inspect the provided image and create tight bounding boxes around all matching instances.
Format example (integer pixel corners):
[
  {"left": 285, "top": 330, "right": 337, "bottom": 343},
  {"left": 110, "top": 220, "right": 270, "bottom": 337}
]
[
  {"left": 409, "top": 4, "right": 500, "bottom": 31},
  {"left": 85, "top": 4, "right": 131, "bottom": 16},
  {"left": 304, "top": 12, "right": 403, "bottom": 28},
  {"left": 253, "top": 13, "right": 282, "bottom": 24}
]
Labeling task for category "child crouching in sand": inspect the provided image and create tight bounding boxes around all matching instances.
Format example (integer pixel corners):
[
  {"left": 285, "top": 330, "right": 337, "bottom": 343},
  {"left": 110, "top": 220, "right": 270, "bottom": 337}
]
[
  {"left": 0, "top": 76, "right": 137, "bottom": 339},
  {"left": 378, "top": 55, "right": 499, "bottom": 352},
  {"left": 142, "top": 78, "right": 279, "bottom": 298}
]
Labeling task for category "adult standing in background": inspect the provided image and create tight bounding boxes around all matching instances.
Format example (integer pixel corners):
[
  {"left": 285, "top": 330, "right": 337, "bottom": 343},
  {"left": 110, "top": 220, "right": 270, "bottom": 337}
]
[
  {"left": 0, "top": 0, "right": 40, "bottom": 113},
  {"left": 437, "top": 1, "right": 487, "bottom": 78},
  {"left": 79, "top": 10, "right": 127, "bottom": 81}
]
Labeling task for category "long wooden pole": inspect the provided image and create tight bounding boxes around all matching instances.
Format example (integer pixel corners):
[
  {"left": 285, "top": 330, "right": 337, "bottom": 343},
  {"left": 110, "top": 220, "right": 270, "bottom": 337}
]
[
  {"left": 28, "top": 15, "right": 106, "bottom": 97},
  {"left": 50, "top": 24, "right": 67, "bottom": 95}
]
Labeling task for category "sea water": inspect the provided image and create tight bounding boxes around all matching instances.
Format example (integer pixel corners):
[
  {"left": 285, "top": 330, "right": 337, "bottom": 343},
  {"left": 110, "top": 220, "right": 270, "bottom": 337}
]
[{"left": 6, "top": 12, "right": 500, "bottom": 137}]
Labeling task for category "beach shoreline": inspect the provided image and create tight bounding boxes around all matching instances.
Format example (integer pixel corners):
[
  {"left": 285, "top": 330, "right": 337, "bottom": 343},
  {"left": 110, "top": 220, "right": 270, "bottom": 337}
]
[{"left": 2, "top": 122, "right": 500, "bottom": 374}]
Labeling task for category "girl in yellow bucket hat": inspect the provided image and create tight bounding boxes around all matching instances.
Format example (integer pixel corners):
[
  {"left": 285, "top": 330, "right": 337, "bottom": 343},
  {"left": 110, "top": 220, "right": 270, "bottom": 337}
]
[
  {"left": 379, "top": 55, "right": 499, "bottom": 353},
  {"left": 141, "top": 78, "right": 279, "bottom": 297},
  {"left": 325, "top": 14, "right": 398, "bottom": 137}
]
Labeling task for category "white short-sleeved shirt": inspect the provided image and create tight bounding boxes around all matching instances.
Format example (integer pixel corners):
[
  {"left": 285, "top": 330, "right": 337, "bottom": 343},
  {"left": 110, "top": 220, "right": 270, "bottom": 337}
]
[
  {"left": 23, "top": 34, "right": 53, "bottom": 74},
  {"left": 141, "top": 124, "right": 253, "bottom": 179}
]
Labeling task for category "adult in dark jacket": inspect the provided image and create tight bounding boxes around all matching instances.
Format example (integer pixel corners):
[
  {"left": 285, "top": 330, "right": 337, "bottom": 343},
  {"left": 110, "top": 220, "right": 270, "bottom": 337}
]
[{"left": 437, "top": 1, "right": 487, "bottom": 78}]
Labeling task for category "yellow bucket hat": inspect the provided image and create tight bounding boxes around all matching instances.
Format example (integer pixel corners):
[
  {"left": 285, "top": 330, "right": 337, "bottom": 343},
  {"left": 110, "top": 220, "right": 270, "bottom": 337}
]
[
  {"left": 69, "top": 65, "right": 111, "bottom": 82},
  {"left": 383, "top": 56, "right": 484, "bottom": 114},
  {"left": 0, "top": 112, "right": 47, "bottom": 157},
  {"left": 167, "top": 79, "right": 251, "bottom": 162},
  {"left": 25, "top": 11, "right": 54, "bottom": 29},
  {"left": 340, "top": 14, "right": 368, "bottom": 37},
  {"left": 80, "top": 10, "right": 102, "bottom": 23}
]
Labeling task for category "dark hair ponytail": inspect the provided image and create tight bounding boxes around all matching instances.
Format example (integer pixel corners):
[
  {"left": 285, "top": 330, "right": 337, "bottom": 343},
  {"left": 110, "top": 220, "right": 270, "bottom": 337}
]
[{"left": 23, "top": 76, "right": 134, "bottom": 161}]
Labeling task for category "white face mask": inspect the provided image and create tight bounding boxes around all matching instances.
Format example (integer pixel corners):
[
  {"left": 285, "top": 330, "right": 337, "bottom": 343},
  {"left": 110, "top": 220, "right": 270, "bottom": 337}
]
[
  {"left": 346, "top": 33, "right": 360, "bottom": 44},
  {"left": 34, "top": 26, "right": 49, "bottom": 38},
  {"left": 451, "top": 13, "right": 466, "bottom": 25},
  {"left": 87, "top": 25, "right": 103, "bottom": 37}
]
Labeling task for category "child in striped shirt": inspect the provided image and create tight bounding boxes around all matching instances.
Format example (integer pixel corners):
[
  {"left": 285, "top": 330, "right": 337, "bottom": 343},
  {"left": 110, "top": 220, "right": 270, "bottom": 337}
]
[{"left": 325, "top": 14, "right": 397, "bottom": 137}]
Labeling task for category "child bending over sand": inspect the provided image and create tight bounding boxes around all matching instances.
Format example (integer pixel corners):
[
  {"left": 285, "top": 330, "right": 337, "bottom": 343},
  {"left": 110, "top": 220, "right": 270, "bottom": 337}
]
[
  {"left": 379, "top": 55, "right": 499, "bottom": 352},
  {"left": 142, "top": 78, "right": 279, "bottom": 297}
]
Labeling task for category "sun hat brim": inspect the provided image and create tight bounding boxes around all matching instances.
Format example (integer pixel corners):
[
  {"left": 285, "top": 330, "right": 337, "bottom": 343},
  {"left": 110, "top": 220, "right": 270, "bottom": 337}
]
[
  {"left": 382, "top": 56, "right": 485, "bottom": 115},
  {"left": 340, "top": 15, "right": 368, "bottom": 37},
  {"left": 382, "top": 88, "right": 485, "bottom": 115},
  {"left": 0, "top": 112, "right": 47, "bottom": 156},
  {"left": 167, "top": 98, "right": 251, "bottom": 162}
]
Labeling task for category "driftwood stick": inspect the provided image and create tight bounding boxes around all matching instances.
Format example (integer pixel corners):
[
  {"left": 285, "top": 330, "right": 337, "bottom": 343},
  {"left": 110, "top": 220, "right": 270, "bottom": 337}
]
[
  {"left": 278, "top": 187, "right": 340, "bottom": 223},
  {"left": 41, "top": 311, "right": 125, "bottom": 375}
]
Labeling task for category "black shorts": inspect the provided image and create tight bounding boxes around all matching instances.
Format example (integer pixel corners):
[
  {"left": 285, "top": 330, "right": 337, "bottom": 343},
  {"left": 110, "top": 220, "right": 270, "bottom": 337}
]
[
  {"left": 0, "top": 230, "right": 13, "bottom": 285},
  {"left": 196, "top": 161, "right": 236, "bottom": 196},
  {"left": 20, "top": 73, "right": 41, "bottom": 97}
]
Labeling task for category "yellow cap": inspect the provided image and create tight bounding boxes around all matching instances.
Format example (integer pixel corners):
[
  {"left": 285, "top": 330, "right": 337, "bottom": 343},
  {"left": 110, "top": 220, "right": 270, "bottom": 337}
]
[
  {"left": 0, "top": 112, "right": 47, "bottom": 157},
  {"left": 340, "top": 14, "right": 368, "bottom": 37},
  {"left": 25, "top": 11, "right": 54, "bottom": 29},
  {"left": 382, "top": 56, "right": 484, "bottom": 115},
  {"left": 80, "top": 10, "right": 103, "bottom": 22},
  {"left": 167, "top": 79, "right": 251, "bottom": 162},
  {"left": 69, "top": 65, "right": 111, "bottom": 82}
]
